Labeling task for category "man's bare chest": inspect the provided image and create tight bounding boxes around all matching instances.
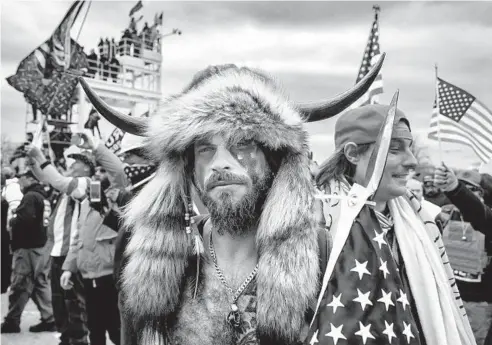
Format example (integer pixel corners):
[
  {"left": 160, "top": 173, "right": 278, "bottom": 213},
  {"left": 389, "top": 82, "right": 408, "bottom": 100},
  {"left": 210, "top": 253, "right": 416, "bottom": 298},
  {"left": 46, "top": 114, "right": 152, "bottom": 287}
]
[{"left": 169, "top": 262, "right": 258, "bottom": 345}]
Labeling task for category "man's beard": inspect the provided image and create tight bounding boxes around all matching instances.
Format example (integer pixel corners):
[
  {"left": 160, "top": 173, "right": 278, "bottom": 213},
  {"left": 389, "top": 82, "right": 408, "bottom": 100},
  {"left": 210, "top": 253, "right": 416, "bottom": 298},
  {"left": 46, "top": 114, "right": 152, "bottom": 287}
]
[{"left": 197, "top": 169, "right": 273, "bottom": 237}]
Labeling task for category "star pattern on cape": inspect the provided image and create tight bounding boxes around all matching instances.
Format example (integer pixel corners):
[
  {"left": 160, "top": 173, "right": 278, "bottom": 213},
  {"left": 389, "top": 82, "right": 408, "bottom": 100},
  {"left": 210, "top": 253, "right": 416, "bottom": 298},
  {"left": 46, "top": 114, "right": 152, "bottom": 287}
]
[
  {"left": 353, "top": 288, "right": 373, "bottom": 310},
  {"left": 350, "top": 259, "right": 371, "bottom": 280},
  {"left": 327, "top": 293, "right": 345, "bottom": 314},
  {"left": 379, "top": 258, "right": 390, "bottom": 278},
  {"left": 377, "top": 289, "right": 395, "bottom": 311},
  {"left": 325, "top": 323, "right": 346, "bottom": 345},
  {"left": 382, "top": 321, "right": 397, "bottom": 343},
  {"left": 397, "top": 289, "right": 410, "bottom": 311},
  {"left": 372, "top": 228, "right": 388, "bottom": 249},
  {"left": 354, "top": 321, "right": 375, "bottom": 344},
  {"left": 309, "top": 330, "right": 319, "bottom": 345},
  {"left": 402, "top": 321, "right": 415, "bottom": 344}
]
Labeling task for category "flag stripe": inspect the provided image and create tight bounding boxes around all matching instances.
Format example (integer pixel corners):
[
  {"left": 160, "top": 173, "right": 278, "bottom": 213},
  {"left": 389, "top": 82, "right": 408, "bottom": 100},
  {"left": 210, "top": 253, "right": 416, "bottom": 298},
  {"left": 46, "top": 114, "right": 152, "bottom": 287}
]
[
  {"left": 427, "top": 132, "right": 489, "bottom": 163},
  {"left": 469, "top": 102, "right": 492, "bottom": 129},
  {"left": 428, "top": 127, "right": 492, "bottom": 162},
  {"left": 428, "top": 122, "right": 492, "bottom": 158},
  {"left": 428, "top": 128, "right": 492, "bottom": 162},
  {"left": 430, "top": 112, "right": 492, "bottom": 148},
  {"left": 428, "top": 131, "right": 490, "bottom": 162}
]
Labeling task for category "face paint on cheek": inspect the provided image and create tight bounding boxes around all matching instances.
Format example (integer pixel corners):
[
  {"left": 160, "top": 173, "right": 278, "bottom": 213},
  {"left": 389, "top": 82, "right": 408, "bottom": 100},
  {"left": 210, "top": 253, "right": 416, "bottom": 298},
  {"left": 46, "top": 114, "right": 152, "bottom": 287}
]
[{"left": 231, "top": 144, "right": 259, "bottom": 170}]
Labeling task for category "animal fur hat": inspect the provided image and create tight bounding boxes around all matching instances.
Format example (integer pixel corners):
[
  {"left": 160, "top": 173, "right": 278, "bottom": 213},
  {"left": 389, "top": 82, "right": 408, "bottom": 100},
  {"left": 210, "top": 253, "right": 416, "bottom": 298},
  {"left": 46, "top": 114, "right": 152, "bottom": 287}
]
[{"left": 79, "top": 59, "right": 385, "bottom": 344}]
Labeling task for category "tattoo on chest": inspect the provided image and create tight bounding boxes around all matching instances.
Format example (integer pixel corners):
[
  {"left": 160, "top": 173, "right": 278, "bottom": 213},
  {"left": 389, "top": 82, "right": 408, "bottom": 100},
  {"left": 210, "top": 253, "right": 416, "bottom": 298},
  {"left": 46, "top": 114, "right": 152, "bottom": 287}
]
[{"left": 169, "top": 263, "right": 259, "bottom": 345}]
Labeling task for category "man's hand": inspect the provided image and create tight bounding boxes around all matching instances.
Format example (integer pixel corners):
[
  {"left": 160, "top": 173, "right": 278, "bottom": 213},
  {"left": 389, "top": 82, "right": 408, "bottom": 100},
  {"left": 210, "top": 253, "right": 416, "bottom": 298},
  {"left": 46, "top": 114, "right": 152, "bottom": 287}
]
[
  {"left": 74, "top": 132, "right": 97, "bottom": 150},
  {"left": 60, "top": 271, "right": 74, "bottom": 290},
  {"left": 26, "top": 145, "right": 46, "bottom": 163},
  {"left": 106, "top": 188, "right": 123, "bottom": 215},
  {"left": 434, "top": 163, "right": 459, "bottom": 192}
]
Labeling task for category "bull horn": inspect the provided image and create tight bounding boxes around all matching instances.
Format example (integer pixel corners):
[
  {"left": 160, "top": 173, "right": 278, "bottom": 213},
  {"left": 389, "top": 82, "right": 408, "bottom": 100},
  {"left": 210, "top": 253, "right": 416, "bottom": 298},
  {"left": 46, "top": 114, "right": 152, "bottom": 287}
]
[
  {"left": 298, "top": 52, "right": 386, "bottom": 122},
  {"left": 78, "top": 77, "right": 148, "bottom": 136}
]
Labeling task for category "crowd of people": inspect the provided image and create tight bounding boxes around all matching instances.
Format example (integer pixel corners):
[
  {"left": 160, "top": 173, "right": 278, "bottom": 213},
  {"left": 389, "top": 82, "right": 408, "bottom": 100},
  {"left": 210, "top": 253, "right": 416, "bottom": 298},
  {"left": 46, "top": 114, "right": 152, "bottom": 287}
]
[
  {"left": 1, "top": 131, "right": 156, "bottom": 345},
  {"left": 1, "top": 63, "right": 491, "bottom": 345},
  {"left": 85, "top": 19, "right": 162, "bottom": 82}
]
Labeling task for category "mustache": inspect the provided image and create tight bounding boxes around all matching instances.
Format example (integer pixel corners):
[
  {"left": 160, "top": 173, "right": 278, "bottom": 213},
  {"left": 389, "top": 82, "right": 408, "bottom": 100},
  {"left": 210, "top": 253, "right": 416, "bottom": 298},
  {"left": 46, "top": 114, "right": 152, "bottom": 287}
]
[{"left": 205, "top": 171, "right": 249, "bottom": 191}]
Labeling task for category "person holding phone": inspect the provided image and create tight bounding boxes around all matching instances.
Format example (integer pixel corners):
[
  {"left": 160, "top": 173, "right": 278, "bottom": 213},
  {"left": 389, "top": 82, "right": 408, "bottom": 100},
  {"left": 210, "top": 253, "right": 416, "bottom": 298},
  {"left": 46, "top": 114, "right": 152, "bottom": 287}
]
[{"left": 27, "top": 132, "right": 129, "bottom": 345}]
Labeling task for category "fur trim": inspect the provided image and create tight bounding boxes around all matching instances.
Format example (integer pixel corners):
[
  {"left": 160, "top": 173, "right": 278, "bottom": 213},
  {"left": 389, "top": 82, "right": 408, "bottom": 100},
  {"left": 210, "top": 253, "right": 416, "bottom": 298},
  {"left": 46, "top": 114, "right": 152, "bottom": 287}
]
[{"left": 122, "top": 66, "right": 320, "bottom": 343}]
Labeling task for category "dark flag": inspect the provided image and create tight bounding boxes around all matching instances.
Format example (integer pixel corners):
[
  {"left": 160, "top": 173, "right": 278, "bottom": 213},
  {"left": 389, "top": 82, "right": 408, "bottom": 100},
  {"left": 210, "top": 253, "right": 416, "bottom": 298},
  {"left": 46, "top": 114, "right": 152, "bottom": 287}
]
[
  {"left": 129, "top": 0, "right": 143, "bottom": 17},
  {"left": 6, "top": 1, "right": 88, "bottom": 119},
  {"left": 306, "top": 207, "right": 422, "bottom": 345}
]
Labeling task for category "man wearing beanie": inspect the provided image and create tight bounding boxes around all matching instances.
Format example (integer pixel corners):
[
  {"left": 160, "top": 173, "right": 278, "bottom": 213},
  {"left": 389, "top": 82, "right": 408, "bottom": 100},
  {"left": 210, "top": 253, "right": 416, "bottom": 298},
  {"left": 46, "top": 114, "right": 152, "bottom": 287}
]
[{"left": 313, "top": 104, "right": 476, "bottom": 345}]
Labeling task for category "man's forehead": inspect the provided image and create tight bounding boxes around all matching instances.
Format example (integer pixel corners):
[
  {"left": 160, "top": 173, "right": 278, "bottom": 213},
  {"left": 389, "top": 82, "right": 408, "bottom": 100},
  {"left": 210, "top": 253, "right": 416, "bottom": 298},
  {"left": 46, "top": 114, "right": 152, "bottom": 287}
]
[
  {"left": 391, "top": 121, "right": 413, "bottom": 143},
  {"left": 194, "top": 135, "right": 255, "bottom": 147}
]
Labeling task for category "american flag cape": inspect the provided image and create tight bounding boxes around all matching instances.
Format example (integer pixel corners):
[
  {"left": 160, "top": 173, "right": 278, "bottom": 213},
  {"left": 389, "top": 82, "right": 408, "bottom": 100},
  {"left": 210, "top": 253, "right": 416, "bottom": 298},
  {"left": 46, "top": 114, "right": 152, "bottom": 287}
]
[
  {"left": 6, "top": 1, "right": 88, "bottom": 119},
  {"left": 305, "top": 206, "right": 422, "bottom": 345}
]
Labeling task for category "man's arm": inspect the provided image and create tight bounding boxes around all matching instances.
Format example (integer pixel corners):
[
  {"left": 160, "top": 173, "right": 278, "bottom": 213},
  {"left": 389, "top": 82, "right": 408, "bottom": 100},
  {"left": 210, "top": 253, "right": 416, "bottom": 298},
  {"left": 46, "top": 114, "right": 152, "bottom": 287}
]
[
  {"left": 445, "top": 182, "right": 492, "bottom": 235},
  {"left": 27, "top": 146, "right": 88, "bottom": 199},
  {"left": 435, "top": 164, "right": 492, "bottom": 236},
  {"left": 93, "top": 144, "right": 128, "bottom": 189}
]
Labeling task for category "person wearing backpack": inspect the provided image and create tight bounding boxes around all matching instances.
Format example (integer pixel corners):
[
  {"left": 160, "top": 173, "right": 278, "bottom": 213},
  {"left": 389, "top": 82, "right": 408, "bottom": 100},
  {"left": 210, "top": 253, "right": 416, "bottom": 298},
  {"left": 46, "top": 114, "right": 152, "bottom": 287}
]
[
  {"left": 435, "top": 166, "right": 492, "bottom": 345},
  {"left": 1, "top": 169, "right": 55, "bottom": 333}
]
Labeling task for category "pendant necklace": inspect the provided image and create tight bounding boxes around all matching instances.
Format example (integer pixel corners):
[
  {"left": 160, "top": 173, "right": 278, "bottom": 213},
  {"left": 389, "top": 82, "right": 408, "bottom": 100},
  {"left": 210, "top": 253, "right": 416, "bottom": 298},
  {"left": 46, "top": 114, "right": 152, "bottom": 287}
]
[{"left": 209, "top": 231, "right": 259, "bottom": 331}]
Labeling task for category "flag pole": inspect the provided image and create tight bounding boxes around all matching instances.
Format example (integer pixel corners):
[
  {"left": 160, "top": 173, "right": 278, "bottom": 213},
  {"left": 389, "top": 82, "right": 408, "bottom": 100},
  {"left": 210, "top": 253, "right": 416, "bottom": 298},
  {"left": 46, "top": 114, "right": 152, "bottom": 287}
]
[{"left": 435, "top": 63, "right": 443, "bottom": 164}]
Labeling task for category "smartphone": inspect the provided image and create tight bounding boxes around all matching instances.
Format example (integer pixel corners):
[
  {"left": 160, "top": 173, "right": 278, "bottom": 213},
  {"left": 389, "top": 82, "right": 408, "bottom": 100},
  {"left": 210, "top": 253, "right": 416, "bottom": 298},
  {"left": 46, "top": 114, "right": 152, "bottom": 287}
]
[{"left": 89, "top": 181, "right": 101, "bottom": 203}]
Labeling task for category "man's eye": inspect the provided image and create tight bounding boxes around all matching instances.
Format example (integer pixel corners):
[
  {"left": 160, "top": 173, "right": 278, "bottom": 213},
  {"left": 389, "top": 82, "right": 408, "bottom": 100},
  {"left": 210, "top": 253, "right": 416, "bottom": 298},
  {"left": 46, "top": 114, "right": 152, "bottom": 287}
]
[
  {"left": 198, "top": 147, "right": 214, "bottom": 154},
  {"left": 235, "top": 141, "right": 255, "bottom": 150}
]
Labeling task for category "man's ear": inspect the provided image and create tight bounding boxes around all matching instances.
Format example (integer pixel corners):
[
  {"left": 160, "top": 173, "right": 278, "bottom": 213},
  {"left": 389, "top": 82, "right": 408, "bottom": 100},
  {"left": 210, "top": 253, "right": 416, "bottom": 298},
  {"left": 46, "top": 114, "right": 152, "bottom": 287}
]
[{"left": 343, "top": 142, "right": 361, "bottom": 165}]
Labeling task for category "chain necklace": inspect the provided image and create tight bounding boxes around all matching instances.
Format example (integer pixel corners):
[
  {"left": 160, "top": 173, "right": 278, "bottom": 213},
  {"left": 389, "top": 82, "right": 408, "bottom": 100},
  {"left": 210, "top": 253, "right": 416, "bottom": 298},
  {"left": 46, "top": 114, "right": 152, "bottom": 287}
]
[{"left": 209, "top": 230, "right": 259, "bottom": 331}]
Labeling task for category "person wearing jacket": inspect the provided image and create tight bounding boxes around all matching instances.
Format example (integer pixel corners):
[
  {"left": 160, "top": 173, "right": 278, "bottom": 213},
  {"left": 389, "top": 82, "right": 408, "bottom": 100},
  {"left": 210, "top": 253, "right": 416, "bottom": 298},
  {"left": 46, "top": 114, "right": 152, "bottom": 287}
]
[
  {"left": 29, "top": 133, "right": 128, "bottom": 345},
  {"left": 28, "top": 144, "right": 92, "bottom": 345},
  {"left": 59, "top": 133, "right": 128, "bottom": 345},
  {"left": 435, "top": 166, "right": 492, "bottom": 345},
  {"left": 1, "top": 169, "right": 55, "bottom": 334}
]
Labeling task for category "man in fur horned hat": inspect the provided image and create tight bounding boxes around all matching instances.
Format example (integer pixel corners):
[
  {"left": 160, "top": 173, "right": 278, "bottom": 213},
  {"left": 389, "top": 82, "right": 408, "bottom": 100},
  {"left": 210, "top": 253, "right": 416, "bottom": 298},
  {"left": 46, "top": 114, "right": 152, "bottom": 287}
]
[{"left": 78, "top": 59, "right": 383, "bottom": 345}]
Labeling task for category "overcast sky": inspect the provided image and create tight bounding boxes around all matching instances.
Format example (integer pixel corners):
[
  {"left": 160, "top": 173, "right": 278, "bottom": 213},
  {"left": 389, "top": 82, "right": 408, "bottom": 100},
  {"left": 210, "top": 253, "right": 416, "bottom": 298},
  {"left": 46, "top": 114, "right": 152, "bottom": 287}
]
[{"left": 1, "top": 1, "right": 492, "bottom": 169}]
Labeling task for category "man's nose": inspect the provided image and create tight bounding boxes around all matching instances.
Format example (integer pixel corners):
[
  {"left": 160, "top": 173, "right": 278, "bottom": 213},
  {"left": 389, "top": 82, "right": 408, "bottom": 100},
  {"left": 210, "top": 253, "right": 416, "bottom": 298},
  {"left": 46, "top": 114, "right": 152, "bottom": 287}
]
[
  {"left": 403, "top": 148, "right": 417, "bottom": 170},
  {"left": 210, "top": 146, "right": 236, "bottom": 172}
]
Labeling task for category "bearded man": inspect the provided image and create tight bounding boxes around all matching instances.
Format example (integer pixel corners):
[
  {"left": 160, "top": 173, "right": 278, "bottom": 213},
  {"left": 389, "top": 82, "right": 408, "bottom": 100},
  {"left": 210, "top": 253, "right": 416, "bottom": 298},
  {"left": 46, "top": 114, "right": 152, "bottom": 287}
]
[{"left": 79, "top": 59, "right": 383, "bottom": 345}]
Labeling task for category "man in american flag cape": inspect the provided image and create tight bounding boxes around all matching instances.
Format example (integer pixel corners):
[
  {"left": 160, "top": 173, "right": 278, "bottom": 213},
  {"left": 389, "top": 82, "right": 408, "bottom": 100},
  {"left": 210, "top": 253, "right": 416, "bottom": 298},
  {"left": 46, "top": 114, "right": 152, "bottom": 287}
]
[{"left": 311, "top": 101, "right": 476, "bottom": 345}]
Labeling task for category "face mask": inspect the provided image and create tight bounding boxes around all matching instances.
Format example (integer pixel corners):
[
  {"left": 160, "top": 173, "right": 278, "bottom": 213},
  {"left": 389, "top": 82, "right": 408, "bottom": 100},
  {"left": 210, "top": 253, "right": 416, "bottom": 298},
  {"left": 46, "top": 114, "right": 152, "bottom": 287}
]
[{"left": 124, "top": 164, "right": 156, "bottom": 186}]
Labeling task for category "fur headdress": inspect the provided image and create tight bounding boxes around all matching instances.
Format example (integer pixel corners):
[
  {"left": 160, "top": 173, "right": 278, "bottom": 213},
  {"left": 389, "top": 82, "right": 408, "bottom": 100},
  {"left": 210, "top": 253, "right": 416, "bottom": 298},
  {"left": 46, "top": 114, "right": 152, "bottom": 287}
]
[{"left": 79, "top": 60, "right": 385, "bottom": 344}]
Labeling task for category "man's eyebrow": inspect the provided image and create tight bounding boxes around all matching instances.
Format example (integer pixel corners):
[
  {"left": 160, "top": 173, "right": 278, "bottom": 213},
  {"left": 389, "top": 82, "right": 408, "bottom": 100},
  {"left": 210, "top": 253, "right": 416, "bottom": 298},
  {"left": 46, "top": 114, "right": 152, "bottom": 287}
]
[{"left": 194, "top": 139, "right": 213, "bottom": 147}]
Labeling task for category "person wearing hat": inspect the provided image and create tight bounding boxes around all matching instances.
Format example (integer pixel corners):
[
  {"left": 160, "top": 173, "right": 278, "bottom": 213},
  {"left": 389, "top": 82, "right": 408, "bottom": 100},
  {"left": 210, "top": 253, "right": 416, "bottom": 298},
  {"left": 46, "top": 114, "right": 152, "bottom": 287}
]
[
  {"left": 1, "top": 169, "right": 55, "bottom": 334},
  {"left": 435, "top": 166, "right": 492, "bottom": 345},
  {"left": 28, "top": 132, "right": 128, "bottom": 345},
  {"left": 76, "top": 59, "right": 389, "bottom": 345},
  {"left": 315, "top": 104, "right": 475, "bottom": 345}
]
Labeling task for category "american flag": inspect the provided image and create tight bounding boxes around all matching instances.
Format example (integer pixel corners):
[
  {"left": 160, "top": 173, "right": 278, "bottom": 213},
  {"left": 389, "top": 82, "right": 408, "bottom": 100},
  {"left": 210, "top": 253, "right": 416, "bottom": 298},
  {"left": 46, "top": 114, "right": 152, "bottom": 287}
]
[
  {"left": 428, "top": 77, "right": 492, "bottom": 163},
  {"left": 306, "top": 207, "right": 422, "bottom": 345},
  {"left": 354, "top": 6, "right": 383, "bottom": 107}
]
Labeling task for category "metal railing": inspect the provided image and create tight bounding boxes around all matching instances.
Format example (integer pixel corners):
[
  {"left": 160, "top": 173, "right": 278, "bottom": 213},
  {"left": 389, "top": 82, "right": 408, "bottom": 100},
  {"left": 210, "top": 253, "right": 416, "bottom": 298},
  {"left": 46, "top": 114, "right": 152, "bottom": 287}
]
[{"left": 85, "top": 57, "right": 160, "bottom": 92}]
